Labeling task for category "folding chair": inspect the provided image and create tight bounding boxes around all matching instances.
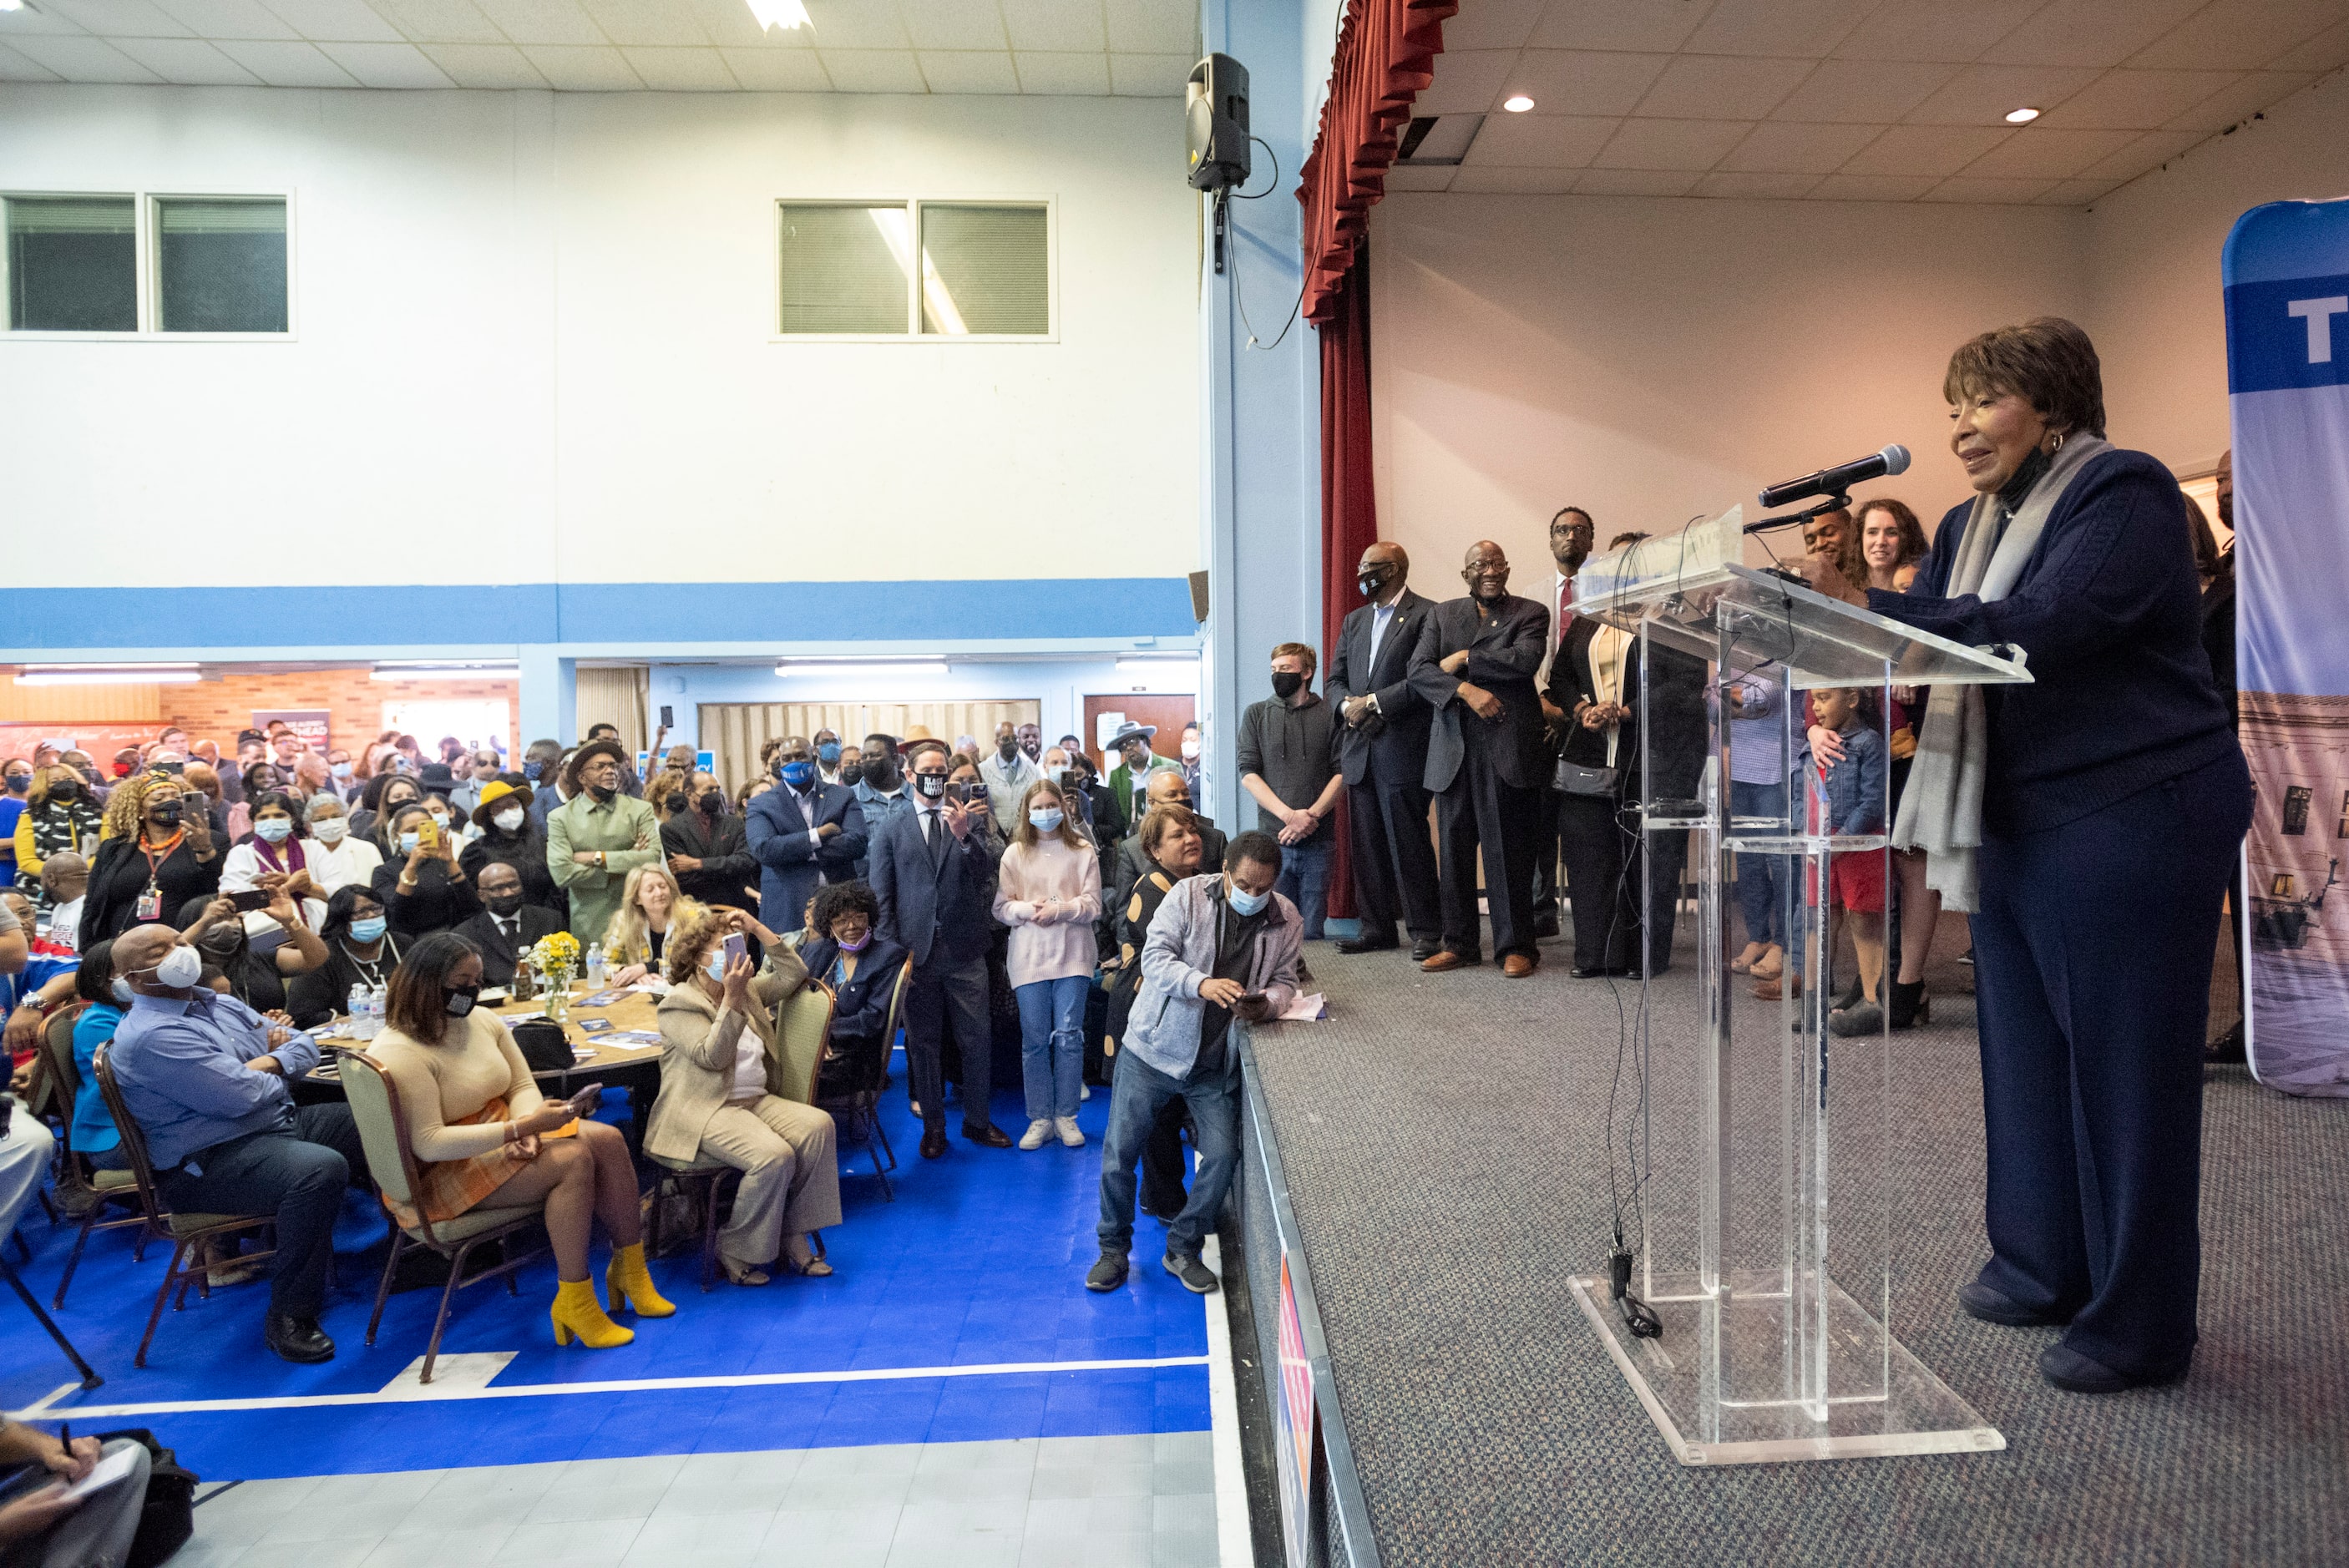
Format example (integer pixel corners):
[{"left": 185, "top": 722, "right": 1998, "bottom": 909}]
[
  {"left": 37, "top": 1011, "right": 150, "bottom": 1309},
  {"left": 815, "top": 962, "right": 909, "bottom": 1200}
]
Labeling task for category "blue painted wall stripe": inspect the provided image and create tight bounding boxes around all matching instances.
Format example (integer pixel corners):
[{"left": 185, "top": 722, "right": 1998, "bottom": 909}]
[{"left": 0, "top": 578, "right": 1199, "bottom": 651}]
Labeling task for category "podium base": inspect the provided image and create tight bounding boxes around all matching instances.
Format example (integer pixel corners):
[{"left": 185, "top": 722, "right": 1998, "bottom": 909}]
[{"left": 1568, "top": 1270, "right": 2007, "bottom": 1466}]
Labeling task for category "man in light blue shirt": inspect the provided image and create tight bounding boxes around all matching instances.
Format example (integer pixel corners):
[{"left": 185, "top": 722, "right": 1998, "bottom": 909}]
[{"left": 104, "top": 923, "right": 369, "bottom": 1365}]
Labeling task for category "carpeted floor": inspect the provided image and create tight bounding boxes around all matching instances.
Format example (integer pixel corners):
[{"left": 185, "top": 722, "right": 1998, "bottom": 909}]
[{"left": 1247, "top": 916, "right": 2346, "bottom": 1566}]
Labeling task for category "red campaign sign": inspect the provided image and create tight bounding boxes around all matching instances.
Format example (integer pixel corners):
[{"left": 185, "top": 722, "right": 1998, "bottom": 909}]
[{"left": 253, "top": 710, "right": 332, "bottom": 753}]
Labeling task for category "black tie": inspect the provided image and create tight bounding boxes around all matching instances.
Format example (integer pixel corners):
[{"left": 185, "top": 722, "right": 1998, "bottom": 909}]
[{"left": 924, "top": 810, "right": 943, "bottom": 863}]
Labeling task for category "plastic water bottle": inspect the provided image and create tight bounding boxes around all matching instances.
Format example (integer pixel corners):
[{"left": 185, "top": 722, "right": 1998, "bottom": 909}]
[
  {"left": 347, "top": 984, "right": 370, "bottom": 1039},
  {"left": 585, "top": 944, "right": 606, "bottom": 988},
  {"left": 368, "top": 983, "right": 387, "bottom": 1039}
]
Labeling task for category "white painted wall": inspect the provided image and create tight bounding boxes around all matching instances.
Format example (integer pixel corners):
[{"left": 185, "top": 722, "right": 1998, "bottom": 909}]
[
  {"left": 0, "top": 83, "right": 1200, "bottom": 589},
  {"left": 1368, "top": 190, "right": 2090, "bottom": 582}
]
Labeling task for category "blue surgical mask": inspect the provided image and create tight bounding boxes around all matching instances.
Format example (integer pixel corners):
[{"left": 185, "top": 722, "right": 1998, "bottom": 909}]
[
  {"left": 330, "top": 761, "right": 353, "bottom": 780},
  {"left": 1029, "top": 807, "right": 1065, "bottom": 832},
  {"left": 254, "top": 818, "right": 293, "bottom": 842},
  {"left": 398, "top": 832, "right": 421, "bottom": 853},
  {"left": 1227, "top": 882, "right": 1269, "bottom": 917},
  {"left": 779, "top": 761, "right": 817, "bottom": 788},
  {"left": 350, "top": 916, "right": 387, "bottom": 943},
  {"left": 817, "top": 742, "right": 841, "bottom": 765},
  {"left": 706, "top": 948, "right": 729, "bottom": 984}
]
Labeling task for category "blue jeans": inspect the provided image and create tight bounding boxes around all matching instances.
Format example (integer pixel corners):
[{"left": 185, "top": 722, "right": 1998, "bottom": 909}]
[
  {"left": 1096, "top": 1049, "right": 1239, "bottom": 1259},
  {"left": 1278, "top": 832, "right": 1334, "bottom": 939},
  {"left": 1730, "top": 779, "right": 1786, "bottom": 949},
  {"left": 1015, "top": 974, "right": 1089, "bottom": 1122}
]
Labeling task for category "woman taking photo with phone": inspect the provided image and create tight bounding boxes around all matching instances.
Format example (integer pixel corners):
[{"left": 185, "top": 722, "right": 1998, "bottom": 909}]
[
  {"left": 995, "top": 778, "right": 1102, "bottom": 1151},
  {"left": 80, "top": 774, "right": 221, "bottom": 943},
  {"left": 371, "top": 802, "right": 478, "bottom": 941},
  {"left": 369, "top": 932, "right": 674, "bottom": 1348}
]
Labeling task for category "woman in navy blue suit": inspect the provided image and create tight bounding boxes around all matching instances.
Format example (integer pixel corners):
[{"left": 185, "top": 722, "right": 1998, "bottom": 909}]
[
  {"left": 799, "top": 882, "right": 909, "bottom": 1099},
  {"left": 1803, "top": 317, "right": 2248, "bottom": 1393}
]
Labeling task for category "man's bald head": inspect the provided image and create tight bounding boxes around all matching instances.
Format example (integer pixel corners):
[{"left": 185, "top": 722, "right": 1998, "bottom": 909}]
[
  {"left": 114, "top": 923, "right": 180, "bottom": 984},
  {"left": 1145, "top": 770, "right": 1192, "bottom": 808},
  {"left": 1461, "top": 540, "right": 1511, "bottom": 602},
  {"left": 1356, "top": 542, "right": 1409, "bottom": 604}
]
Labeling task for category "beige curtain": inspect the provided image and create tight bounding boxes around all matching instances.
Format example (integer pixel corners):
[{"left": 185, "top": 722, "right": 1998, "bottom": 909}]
[
  {"left": 701, "top": 701, "right": 1040, "bottom": 792},
  {"left": 575, "top": 666, "right": 651, "bottom": 753}
]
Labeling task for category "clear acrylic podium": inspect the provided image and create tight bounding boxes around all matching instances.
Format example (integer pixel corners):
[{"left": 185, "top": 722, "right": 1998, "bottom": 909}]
[{"left": 1562, "top": 508, "right": 2029, "bottom": 1466}]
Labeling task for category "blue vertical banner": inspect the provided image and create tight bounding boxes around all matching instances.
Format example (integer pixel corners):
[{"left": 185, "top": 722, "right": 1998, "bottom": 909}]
[{"left": 2224, "top": 198, "right": 2349, "bottom": 1097}]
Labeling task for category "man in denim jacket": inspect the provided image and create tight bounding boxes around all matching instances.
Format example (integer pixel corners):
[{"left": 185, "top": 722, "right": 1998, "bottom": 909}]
[{"left": 1087, "top": 830, "right": 1301, "bottom": 1294}]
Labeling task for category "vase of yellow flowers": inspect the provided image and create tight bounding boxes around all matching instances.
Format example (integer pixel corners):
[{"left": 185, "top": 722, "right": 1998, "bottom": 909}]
[{"left": 529, "top": 932, "right": 582, "bottom": 1023}]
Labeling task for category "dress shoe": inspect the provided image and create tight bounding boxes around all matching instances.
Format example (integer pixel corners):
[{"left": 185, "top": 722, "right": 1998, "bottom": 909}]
[
  {"left": 1335, "top": 936, "right": 1399, "bottom": 955},
  {"left": 1568, "top": 965, "right": 1628, "bottom": 979},
  {"left": 919, "top": 1127, "right": 948, "bottom": 1160},
  {"left": 1754, "top": 974, "right": 1803, "bottom": 1001},
  {"left": 2038, "top": 1342, "right": 2187, "bottom": 1394},
  {"left": 1501, "top": 953, "right": 1537, "bottom": 978},
  {"left": 1086, "top": 1252, "right": 1130, "bottom": 1292},
  {"left": 964, "top": 1123, "right": 1015, "bottom": 1149},
  {"left": 1957, "top": 1281, "right": 2073, "bottom": 1328},
  {"left": 264, "top": 1312, "right": 335, "bottom": 1364},
  {"left": 2204, "top": 1021, "right": 2245, "bottom": 1064},
  {"left": 1420, "top": 949, "right": 1476, "bottom": 973},
  {"left": 1531, "top": 915, "right": 1561, "bottom": 939},
  {"left": 1410, "top": 939, "right": 1440, "bottom": 962}
]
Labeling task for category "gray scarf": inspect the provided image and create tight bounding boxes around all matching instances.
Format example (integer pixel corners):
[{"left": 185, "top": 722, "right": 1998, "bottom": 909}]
[{"left": 1891, "top": 432, "right": 2109, "bottom": 909}]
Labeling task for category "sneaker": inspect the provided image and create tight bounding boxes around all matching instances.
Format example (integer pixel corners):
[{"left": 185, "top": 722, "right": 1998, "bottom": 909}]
[
  {"left": 1162, "top": 1252, "right": 1219, "bottom": 1294},
  {"left": 1827, "top": 1000, "right": 1884, "bottom": 1036},
  {"left": 1080, "top": 1084, "right": 1091, "bottom": 1101},
  {"left": 1018, "top": 1119, "right": 1052, "bottom": 1151},
  {"left": 1085, "top": 1252, "right": 1129, "bottom": 1292},
  {"left": 1055, "top": 1116, "right": 1086, "bottom": 1148}
]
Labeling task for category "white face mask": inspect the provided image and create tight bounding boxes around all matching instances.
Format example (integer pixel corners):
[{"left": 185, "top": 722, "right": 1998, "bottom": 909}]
[
  {"left": 494, "top": 807, "right": 525, "bottom": 833},
  {"left": 1180, "top": 739, "right": 1200, "bottom": 760},
  {"left": 151, "top": 944, "right": 204, "bottom": 989},
  {"left": 310, "top": 818, "right": 347, "bottom": 844}
]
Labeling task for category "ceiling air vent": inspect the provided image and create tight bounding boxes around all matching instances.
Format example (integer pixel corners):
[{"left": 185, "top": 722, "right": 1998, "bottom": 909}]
[{"left": 1395, "top": 114, "right": 1483, "bottom": 166}]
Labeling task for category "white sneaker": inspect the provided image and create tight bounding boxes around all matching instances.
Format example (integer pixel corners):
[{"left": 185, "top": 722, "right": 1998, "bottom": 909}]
[
  {"left": 1055, "top": 1116, "right": 1086, "bottom": 1148},
  {"left": 1080, "top": 1084, "right": 1091, "bottom": 1101},
  {"left": 1018, "top": 1120, "right": 1052, "bottom": 1151}
]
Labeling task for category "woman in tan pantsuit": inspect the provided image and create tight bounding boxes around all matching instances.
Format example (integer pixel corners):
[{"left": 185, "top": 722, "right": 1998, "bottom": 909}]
[{"left": 649, "top": 904, "right": 842, "bottom": 1286}]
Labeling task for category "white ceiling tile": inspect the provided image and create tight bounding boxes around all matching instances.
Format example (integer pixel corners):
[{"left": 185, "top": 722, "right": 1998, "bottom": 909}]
[
  {"left": 817, "top": 46, "right": 921, "bottom": 89},
  {"left": 1500, "top": 50, "right": 1671, "bottom": 118},
  {"left": 1840, "top": 122, "right": 2012, "bottom": 175},
  {"left": 1772, "top": 58, "right": 1961, "bottom": 122},
  {"left": 1413, "top": 48, "right": 1512, "bottom": 115},
  {"left": 2033, "top": 68, "right": 2244, "bottom": 129},
  {"left": 2038, "top": 176, "right": 2124, "bottom": 205},
  {"left": 1571, "top": 168, "right": 1702, "bottom": 196},
  {"left": 2164, "top": 69, "right": 2318, "bottom": 129},
  {"left": 151, "top": 0, "right": 300, "bottom": 41},
  {"left": 1449, "top": 166, "right": 1582, "bottom": 194},
  {"left": 260, "top": 0, "right": 405, "bottom": 42},
  {"left": 0, "top": 41, "right": 65, "bottom": 77},
  {"left": 1719, "top": 119, "right": 1881, "bottom": 173},
  {"left": 522, "top": 40, "right": 641, "bottom": 83},
  {"left": 2128, "top": 0, "right": 2349, "bottom": 70},
  {"left": 1693, "top": 169, "right": 1825, "bottom": 198},
  {"left": 1685, "top": 0, "right": 1883, "bottom": 58},
  {"left": 1103, "top": 0, "right": 1192, "bottom": 55},
  {"left": 1459, "top": 111, "right": 1618, "bottom": 168},
  {"left": 420, "top": 39, "right": 544, "bottom": 82},
  {"left": 794, "top": 0, "right": 904, "bottom": 48},
  {"left": 1528, "top": 0, "right": 1706, "bottom": 53},
  {"left": 316, "top": 37, "right": 453, "bottom": 81},
  {"left": 2073, "top": 127, "right": 2201, "bottom": 180},
  {"left": 1012, "top": 48, "right": 1105, "bottom": 94},
  {"left": 33, "top": 0, "right": 193, "bottom": 38},
  {"left": 1107, "top": 50, "right": 1186, "bottom": 95},
  {"left": 214, "top": 36, "right": 357, "bottom": 80},
  {"left": 575, "top": 0, "right": 706, "bottom": 46},
  {"left": 1593, "top": 117, "right": 1753, "bottom": 169},
  {"left": 1830, "top": 0, "right": 2045, "bottom": 63},
  {"left": 715, "top": 43, "right": 825, "bottom": 85},
  {"left": 1439, "top": 0, "right": 1542, "bottom": 53},
  {"left": 620, "top": 42, "right": 732, "bottom": 83},
  {"left": 1920, "top": 175, "right": 2059, "bottom": 203},
  {"left": 899, "top": 0, "right": 1001, "bottom": 51},
  {"left": 0, "top": 6, "right": 94, "bottom": 33},
  {"left": 4, "top": 33, "right": 165, "bottom": 77},
  {"left": 1807, "top": 172, "right": 1941, "bottom": 200},
  {"left": 369, "top": 0, "right": 505, "bottom": 44},
  {"left": 1001, "top": 0, "right": 1102, "bottom": 53},
  {"left": 2269, "top": 16, "right": 2349, "bottom": 71},
  {"left": 918, "top": 48, "right": 1015, "bottom": 92},
  {"left": 1382, "top": 164, "right": 1458, "bottom": 191},
  {"left": 1979, "top": 0, "right": 2209, "bottom": 68},
  {"left": 1959, "top": 126, "right": 2138, "bottom": 178},
  {"left": 473, "top": 0, "right": 605, "bottom": 47},
  {"left": 109, "top": 34, "right": 261, "bottom": 78},
  {"left": 1905, "top": 63, "right": 2103, "bottom": 124},
  {"left": 1633, "top": 54, "right": 1813, "bottom": 119}
]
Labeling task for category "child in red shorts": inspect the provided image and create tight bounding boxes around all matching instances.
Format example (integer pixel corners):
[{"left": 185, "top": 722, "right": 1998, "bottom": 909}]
[{"left": 1810, "top": 687, "right": 1890, "bottom": 1034}]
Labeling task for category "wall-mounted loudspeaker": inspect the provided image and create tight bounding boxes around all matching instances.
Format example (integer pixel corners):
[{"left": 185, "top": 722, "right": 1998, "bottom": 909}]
[{"left": 1186, "top": 54, "right": 1251, "bottom": 192}]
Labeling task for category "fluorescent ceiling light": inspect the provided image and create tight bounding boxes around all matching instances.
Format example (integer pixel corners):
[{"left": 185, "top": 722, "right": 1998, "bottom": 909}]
[
  {"left": 2005, "top": 106, "right": 2040, "bottom": 123},
  {"left": 0, "top": 1, "right": 28, "bottom": 13},
  {"left": 1501, "top": 94, "right": 1534, "bottom": 113},
  {"left": 775, "top": 660, "right": 950, "bottom": 679},
  {"left": 370, "top": 663, "right": 521, "bottom": 681},
  {"left": 744, "top": 0, "right": 808, "bottom": 32},
  {"left": 16, "top": 667, "right": 200, "bottom": 685}
]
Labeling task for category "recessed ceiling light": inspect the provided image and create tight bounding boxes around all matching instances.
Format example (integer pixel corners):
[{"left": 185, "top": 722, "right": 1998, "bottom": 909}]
[
  {"left": 1502, "top": 94, "right": 1535, "bottom": 113},
  {"left": 743, "top": 0, "right": 808, "bottom": 32},
  {"left": 2005, "top": 106, "right": 2040, "bottom": 124}
]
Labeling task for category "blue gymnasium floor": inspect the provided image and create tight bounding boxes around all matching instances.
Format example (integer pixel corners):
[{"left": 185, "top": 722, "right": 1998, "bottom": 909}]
[{"left": 0, "top": 1075, "right": 1212, "bottom": 1480}]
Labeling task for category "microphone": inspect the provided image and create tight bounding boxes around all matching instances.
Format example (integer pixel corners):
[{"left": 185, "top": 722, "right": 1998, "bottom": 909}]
[{"left": 1756, "top": 444, "right": 1911, "bottom": 510}]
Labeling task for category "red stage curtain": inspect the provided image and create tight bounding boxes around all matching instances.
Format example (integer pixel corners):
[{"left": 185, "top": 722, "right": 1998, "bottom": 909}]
[{"left": 1318, "top": 252, "right": 1377, "bottom": 918}]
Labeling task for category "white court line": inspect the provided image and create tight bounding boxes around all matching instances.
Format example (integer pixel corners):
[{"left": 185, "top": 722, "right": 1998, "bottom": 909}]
[
  {"left": 1201, "top": 1235, "right": 1251, "bottom": 1568},
  {"left": 8, "top": 1354, "right": 1209, "bottom": 1422}
]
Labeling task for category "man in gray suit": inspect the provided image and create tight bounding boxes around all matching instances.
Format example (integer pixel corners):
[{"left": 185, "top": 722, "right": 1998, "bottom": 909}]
[
  {"left": 1325, "top": 541, "right": 1440, "bottom": 959},
  {"left": 1408, "top": 540, "right": 1552, "bottom": 977}
]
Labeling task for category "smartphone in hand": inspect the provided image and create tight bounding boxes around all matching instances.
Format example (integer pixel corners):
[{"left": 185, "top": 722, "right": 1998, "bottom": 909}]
[
  {"left": 721, "top": 932, "right": 749, "bottom": 970},
  {"left": 567, "top": 1083, "right": 605, "bottom": 1117}
]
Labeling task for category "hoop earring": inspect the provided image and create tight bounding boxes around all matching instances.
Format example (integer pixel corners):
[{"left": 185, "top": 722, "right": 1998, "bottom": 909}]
[{"left": 2049, "top": 430, "right": 2066, "bottom": 453}]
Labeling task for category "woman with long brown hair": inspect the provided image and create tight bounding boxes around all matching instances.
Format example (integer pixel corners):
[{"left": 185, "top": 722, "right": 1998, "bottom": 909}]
[{"left": 993, "top": 777, "right": 1101, "bottom": 1151}]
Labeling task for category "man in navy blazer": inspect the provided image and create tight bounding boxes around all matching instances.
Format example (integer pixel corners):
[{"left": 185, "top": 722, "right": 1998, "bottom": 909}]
[
  {"left": 1324, "top": 540, "right": 1440, "bottom": 959},
  {"left": 746, "top": 736, "right": 866, "bottom": 930},
  {"left": 1408, "top": 539, "right": 1552, "bottom": 977},
  {"left": 869, "top": 739, "right": 1014, "bottom": 1158}
]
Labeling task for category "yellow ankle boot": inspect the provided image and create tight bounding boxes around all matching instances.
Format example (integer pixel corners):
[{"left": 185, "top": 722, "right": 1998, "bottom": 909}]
[
  {"left": 551, "top": 1277, "right": 634, "bottom": 1348},
  {"left": 605, "top": 1242, "right": 676, "bottom": 1318}
]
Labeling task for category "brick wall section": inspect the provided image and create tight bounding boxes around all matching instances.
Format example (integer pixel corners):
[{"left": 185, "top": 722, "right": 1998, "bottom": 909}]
[{"left": 160, "top": 672, "right": 521, "bottom": 756}]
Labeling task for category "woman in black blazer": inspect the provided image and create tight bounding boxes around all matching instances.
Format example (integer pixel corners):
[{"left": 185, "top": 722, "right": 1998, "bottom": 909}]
[{"left": 799, "top": 882, "right": 908, "bottom": 1098}]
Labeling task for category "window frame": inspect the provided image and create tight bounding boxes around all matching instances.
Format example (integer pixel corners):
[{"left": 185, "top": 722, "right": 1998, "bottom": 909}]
[
  {"left": 0, "top": 187, "right": 298, "bottom": 343},
  {"left": 770, "top": 195, "right": 1056, "bottom": 345}
]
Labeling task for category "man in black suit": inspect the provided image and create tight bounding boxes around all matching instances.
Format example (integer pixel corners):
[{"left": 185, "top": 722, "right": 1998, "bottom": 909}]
[
  {"left": 456, "top": 861, "right": 564, "bottom": 986},
  {"left": 1324, "top": 541, "right": 1440, "bottom": 959},
  {"left": 870, "top": 739, "right": 1015, "bottom": 1159},
  {"left": 660, "top": 769, "right": 757, "bottom": 908},
  {"left": 1409, "top": 540, "right": 1552, "bottom": 977}
]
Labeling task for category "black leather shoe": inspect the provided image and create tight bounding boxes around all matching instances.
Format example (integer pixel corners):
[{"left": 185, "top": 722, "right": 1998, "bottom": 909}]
[
  {"left": 2039, "top": 1343, "right": 2188, "bottom": 1393},
  {"left": 964, "top": 1123, "right": 1015, "bottom": 1149},
  {"left": 1532, "top": 915, "right": 1561, "bottom": 939},
  {"left": 1335, "top": 936, "right": 1398, "bottom": 955},
  {"left": 1569, "top": 965, "right": 1636, "bottom": 979},
  {"left": 919, "top": 1127, "right": 948, "bottom": 1160},
  {"left": 1163, "top": 1252, "right": 1219, "bottom": 1294},
  {"left": 2204, "top": 1021, "right": 2245, "bottom": 1065},
  {"left": 265, "top": 1313, "right": 335, "bottom": 1363},
  {"left": 1957, "top": 1281, "right": 2073, "bottom": 1328},
  {"left": 1085, "top": 1252, "right": 1129, "bottom": 1292},
  {"left": 1410, "top": 938, "right": 1440, "bottom": 961}
]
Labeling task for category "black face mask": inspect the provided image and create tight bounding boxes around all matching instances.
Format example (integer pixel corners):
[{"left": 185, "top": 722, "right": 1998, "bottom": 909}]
[
  {"left": 664, "top": 792, "right": 689, "bottom": 815},
  {"left": 1357, "top": 569, "right": 1390, "bottom": 599},
  {"left": 149, "top": 802, "right": 184, "bottom": 829},
  {"left": 838, "top": 762, "right": 864, "bottom": 788},
  {"left": 698, "top": 789, "right": 725, "bottom": 816},
  {"left": 913, "top": 772, "right": 947, "bottom": 799},
  {"left": 1271, "top": 670, "right": 1305, "bottom": 700},
  {"left": 199, "top": 926, "right": 243, "bottom": 956},
  {"left": 483, "top": 893, "right": 524, "bottom": 917},
  {"left": 444, "top": 983, "right": 482, "bottom": 1018},
  {"left": 48, "top": 782, "right": 78, "bottom": 803},
  {"left": 863, "top": 761, "right": 898, "bottom": 792},
  {"left": 997, "top": 737, "right": 1020, "bottom": 759},
  {"left": 586, "top": 781, "right": 617, "bottom": 802}
]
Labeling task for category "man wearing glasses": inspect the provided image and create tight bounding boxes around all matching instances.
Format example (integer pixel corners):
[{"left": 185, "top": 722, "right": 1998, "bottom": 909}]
[{"left": 546, "top": 738, "right": 665, "bottom": 939}]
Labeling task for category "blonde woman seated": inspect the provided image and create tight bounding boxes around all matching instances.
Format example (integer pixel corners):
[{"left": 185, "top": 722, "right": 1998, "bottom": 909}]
[
  {"left": 649, "top": 903, "right": 842, "bottom": 1286},
  {"left": 369, "top": 931, "right": 675, "bottom": 1350},
  {"left": 605, "top": 862, "right": 689, "bottom": 987}
]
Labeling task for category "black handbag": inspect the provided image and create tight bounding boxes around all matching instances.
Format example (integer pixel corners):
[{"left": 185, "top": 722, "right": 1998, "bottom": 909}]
[
  {"left": 1553, "top": 756, "right": 1618, "bottom": 797},
  {"left": 87, "top": 1429, "right": 197, "bottom": 1568},
  {"left": 511, "top": 1019, "right": 575, "bottom": 1075}
]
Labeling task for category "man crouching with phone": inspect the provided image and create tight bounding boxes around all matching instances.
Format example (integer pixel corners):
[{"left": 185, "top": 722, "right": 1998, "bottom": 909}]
[{"left": 1087, "top": 830, "right": 1300, "bottom": 1295}]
